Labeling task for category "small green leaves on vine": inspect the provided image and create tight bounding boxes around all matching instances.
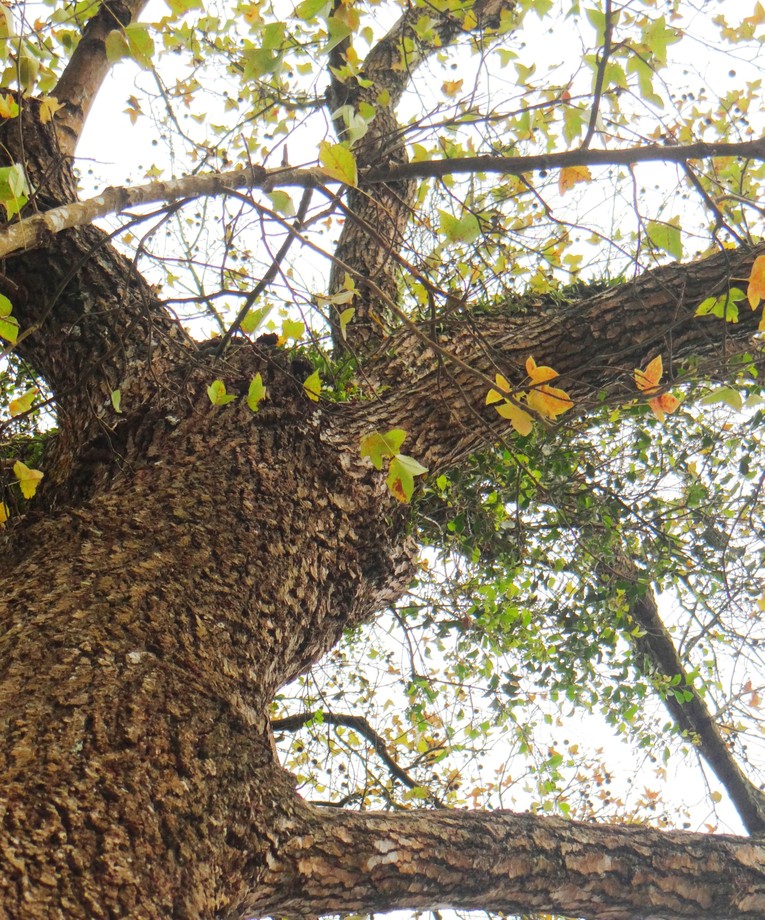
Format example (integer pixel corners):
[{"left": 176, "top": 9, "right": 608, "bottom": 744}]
[
  {"left": 14, "top": 460, "right": 43, "bottom": 499},
  {"left": 247, "top": 373, "right": 267, "bottom": 412},
  {"left": 360, "top": 429, "right": 428, "bottom": 503},
  {"left": 207, "top": 380, "right": 237, "bottom": 406}
]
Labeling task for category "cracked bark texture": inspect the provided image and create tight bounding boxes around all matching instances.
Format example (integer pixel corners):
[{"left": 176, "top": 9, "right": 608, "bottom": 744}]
[{"left": 1, "top": 2, "right": 765, "bottom": 918}]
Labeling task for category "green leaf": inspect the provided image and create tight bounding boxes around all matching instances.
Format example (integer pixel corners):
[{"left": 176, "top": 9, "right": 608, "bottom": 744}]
[
  {"left": 700, "top": 386, "right": 744, "bottom": 410},
  {"left": 695, "top": 288, "right": 744, "bottom": 323},
  {"left": 387, "top": 456, "right": 415, "bottom": 503},
  {"left": 0, "top": 164, "right": 29, "bottom": 219},
  {"left": 241, "top": 305, "right": 272, "bottom": 334},
  {"left": 393, "top": 453, "right": 429, "bottom": 477},
  {"left": 360, "top": 429, "right": 407, "bottom": 470},
  {"left": 319, "top": 141, "right": 358, "bottom": 187},
  {"left": 125, "top": 23, "right": 155, "bottom": 69},
  {"left": 338, "top": 307, "right": 355, "bottom": 340},
  {"left": 111, "top": 389, "right": 122, "bottom": 413},
  {"left": 247, "top": 373, "right": 267, "bottom": 411},
  {"left": 266, "top": 190, "right": 295, "bottom": 216},
  {"left": 303, "top": 369, "right": 321, "bottom": 401},
  {"left": 295, "top": 0, "right": 329, "bottom": 20},
  {"left": 0, "top": 293, "right": 18, "bottom": 343},
  {"left": 646, "top": 220, "right": 682, "bottom": 260},
  {"left": 207, "top": 379, "right": 237, "bottom": 406},
  {"left": 386, "top": 455, "right": 427, "bottom": 504},
  {"left": 105, "top": 30, "right": 131, "bottom": 64},
  {"left": 438, "top": 209, "right": 481, "bottom": 244}
]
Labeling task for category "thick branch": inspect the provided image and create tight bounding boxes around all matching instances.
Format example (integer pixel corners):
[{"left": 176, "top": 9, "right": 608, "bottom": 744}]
[
  {"left": 325, "top": 0, "right": 515, "bottom": 352},
  {"left": 350, "top": 243, "right": 765, "bottom": 474},
  {"left": 52, "top": 0, "right": 149, "bottom": 155},
  {"left": 3, "top": 136, "right": 765, "bottom": 260},
  {"left": 252, "top": 804, "right": 765, "bottom": 919},
  {"left": 602, "top": 550, "right": 765, "bottom": 834}
]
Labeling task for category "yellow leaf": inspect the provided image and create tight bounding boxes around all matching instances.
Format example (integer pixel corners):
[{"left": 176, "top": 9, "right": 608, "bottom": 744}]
[
  {"left": 0, "top": 501, "right": 7, "bottom": 525},
  {"left": 13, "top": 460, "right": 43, "bottom": 499},
  {"left": 319, "top": 141, "right": 358, "bottom": 187},
  {"left": 39, "top": 95, "right": 64, "bottom": 124},
  {"left": 634, "top": 354, "right": 664, "bottom": 392},
  {"left": 558, "top": 164, "right": 591, "bottom": 195},
  {"left": 527, "top": 384, "right": 573, "bottom": 419},
  {"left": 303, "top": 369, "right": 321, "bottom": 401},
  {"left": 526, "top": 356, "right": 560, "bottom": 384},
  {"left": 441, "top": 79, "right": 463, "bottom": 97},
  {"left": 8, "top": 386, "right": 36, "bottom": 417},
  {"left": 748, "top": 255, "right": 765, "bottom": 310},
  {"left": 0, "top": 93, "right": 18, "bottom": 119},
  {"left": 495, "top": 399, "right": 534, "bottom": 435}
]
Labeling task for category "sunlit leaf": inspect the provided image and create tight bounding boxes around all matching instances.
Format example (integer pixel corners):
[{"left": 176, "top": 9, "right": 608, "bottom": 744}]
[
  {"left": 646, "top": 220, "right": 682, "bottom": 261},
  {"left": 495, "top": 399, "right": 534, "bottom": 435},
  {"left": 360, "top": 429, "right": 407, "bottom": 469},
  {"left": 0, "top": 293, "right": 18, "bottom": 343},
  {"left": 14, "top": 460, "right": 43, "bottom": 499},
  {"left": 303, "top": 369, "right": 321, "bottom": 401},
  {"left": 9, "top": 387, "right": 37, "bottom": 417},
  {"left": 207, "top": 380, "right": 237, "bottom": 406},
  {"left": 319, "top": 141, "right": 358, "bottom": 187},
  {"left": 558, "top": 165, "right": 591, "bottom": 195},
  {"left": 241, "top": 305, "right": 272, "bottom": 335},
  {"left": 338, "top": 307, "right": 355, "bottom": 340},
  {"left": 247, "top": 373, "right": 267, "bottom": 412},
  {"left": 747, "top": 255, "right": 765, "bottom": 309}
]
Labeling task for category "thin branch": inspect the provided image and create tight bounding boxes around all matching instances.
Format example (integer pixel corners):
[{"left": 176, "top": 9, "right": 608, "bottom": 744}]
[
  {"left": 600, "top": 546, "right": 765, "bottom": 834},
  {"left": 272, "top": 711, "right": 434, "bottom": 798},
  {"left": 581, "top": 0, "right": 614, "bottom": 150},
  {"left": 214, "top": 186, "right": 313, "bottom": 356}
]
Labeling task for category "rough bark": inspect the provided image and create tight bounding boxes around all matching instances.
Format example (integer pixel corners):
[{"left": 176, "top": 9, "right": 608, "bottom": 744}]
[
  {"left": 2, "top": 8, "right": 765, "bottom": 920},
  {"left": 254, "top": 806, "right": 765, "bottom": 920}
]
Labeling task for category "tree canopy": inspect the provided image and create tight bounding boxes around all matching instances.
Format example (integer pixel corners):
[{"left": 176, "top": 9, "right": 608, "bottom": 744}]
[{"left": 1, "top": 0, "right": 765, "bottom": 918}]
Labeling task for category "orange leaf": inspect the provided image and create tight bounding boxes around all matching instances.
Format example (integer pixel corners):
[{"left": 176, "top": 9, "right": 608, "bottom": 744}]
[
  {"left": 634, "top": 354, "right": 664, "bottom": 393},
  {"left": 558, "top": 164, "right": 592, "bottom": 195},
  {"left": 527, "top": 384, "right": 574, "bottom": 419},
  {"left": 747, "top": 255, "right": 765, "bottom": 310}
]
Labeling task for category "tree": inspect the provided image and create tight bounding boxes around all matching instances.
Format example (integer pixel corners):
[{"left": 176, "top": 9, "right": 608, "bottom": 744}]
[{"left": 1, "top": 0, "right": 765, "bottom": 916}]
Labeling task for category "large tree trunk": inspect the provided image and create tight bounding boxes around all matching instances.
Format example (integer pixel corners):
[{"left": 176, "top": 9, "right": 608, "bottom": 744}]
[{"left": 2, "top": 12, "right": 765, "bottom": 919}]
